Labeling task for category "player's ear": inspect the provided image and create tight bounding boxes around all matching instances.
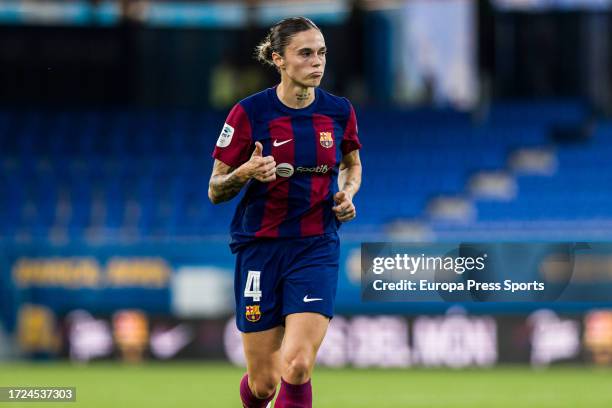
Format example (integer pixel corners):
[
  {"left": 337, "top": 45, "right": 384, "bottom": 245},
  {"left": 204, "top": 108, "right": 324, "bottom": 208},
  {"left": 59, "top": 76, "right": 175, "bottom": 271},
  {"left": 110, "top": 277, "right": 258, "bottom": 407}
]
[{"left": 272, "top": 51, "right": 285, "bottom": 70}]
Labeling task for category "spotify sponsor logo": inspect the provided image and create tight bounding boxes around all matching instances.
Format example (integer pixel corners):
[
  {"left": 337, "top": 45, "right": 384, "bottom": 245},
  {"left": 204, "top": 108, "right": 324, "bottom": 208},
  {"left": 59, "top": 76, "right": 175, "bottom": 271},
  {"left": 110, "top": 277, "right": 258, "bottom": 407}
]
[{"left": 276, "top": 163, "right": 294, "bottom": 177}]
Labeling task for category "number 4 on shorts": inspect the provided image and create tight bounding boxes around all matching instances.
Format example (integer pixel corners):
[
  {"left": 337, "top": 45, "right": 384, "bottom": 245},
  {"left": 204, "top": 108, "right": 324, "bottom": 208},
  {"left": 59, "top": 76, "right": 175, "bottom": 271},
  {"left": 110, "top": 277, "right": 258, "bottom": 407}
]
[{"left": 244, "top": 270, "right": 262, "bottom": 302}]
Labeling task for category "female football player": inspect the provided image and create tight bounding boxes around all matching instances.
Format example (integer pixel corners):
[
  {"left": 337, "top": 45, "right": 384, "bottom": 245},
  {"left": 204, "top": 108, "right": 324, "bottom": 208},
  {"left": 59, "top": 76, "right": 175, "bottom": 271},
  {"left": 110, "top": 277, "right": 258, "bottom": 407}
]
[{"left": 209, "top": 17, "right": 362, "bottom": 408}]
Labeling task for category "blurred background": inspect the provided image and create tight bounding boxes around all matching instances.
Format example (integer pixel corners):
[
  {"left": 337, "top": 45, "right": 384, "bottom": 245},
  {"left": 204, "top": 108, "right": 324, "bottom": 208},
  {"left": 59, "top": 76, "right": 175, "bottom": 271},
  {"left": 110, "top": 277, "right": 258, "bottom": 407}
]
[{"left": 1, "top": 0, "right": 612, "bottom": 407}]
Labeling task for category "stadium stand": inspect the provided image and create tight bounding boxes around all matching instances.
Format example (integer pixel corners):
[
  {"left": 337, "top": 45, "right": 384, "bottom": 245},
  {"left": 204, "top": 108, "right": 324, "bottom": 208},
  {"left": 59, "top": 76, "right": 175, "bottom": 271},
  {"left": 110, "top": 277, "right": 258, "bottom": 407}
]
[{"left": 2, "top": 100, "right": 606, "bottom": 243}]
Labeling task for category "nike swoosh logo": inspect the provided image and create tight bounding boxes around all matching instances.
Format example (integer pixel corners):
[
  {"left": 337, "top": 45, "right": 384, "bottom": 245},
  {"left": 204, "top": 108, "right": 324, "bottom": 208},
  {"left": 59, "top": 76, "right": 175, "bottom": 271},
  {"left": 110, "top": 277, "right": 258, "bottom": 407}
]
[
  {"left": 273, "top": 139, "right": 293, "bottom": 147},
  {"left": 303, "top": 295, "right": 323, "bottom": 303}
]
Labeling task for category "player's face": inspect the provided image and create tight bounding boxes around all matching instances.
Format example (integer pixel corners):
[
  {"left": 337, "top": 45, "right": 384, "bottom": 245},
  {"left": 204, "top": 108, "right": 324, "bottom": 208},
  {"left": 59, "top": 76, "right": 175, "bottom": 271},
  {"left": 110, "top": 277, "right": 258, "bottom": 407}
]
[{"left": 281, "top": 29, "right": 326, "bottom": 88}]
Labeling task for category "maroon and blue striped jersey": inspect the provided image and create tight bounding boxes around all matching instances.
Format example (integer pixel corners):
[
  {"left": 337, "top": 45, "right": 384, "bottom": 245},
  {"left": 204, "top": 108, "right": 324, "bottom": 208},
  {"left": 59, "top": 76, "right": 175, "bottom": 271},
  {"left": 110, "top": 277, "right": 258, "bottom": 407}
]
[{"left": 212, "top": 87, "right": 361, "bottom": 251}]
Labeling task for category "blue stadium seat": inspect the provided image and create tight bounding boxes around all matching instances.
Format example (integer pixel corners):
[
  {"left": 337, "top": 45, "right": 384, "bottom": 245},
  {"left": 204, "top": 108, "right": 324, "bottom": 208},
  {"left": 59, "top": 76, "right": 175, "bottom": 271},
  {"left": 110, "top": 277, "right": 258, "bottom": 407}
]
[{"left": 3, "top": 101, "right": 607, "bottom": 242}]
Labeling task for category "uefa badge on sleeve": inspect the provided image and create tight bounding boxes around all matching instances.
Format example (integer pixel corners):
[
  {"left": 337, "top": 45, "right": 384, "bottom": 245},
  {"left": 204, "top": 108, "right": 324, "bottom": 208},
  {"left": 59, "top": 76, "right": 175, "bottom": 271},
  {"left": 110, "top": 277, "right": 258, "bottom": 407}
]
[
  {"left": 319, "top": 131, "right": 334, "bottom": 148},
  {"left": 245, "top": 305, "right": 261, "bottom": 322}
]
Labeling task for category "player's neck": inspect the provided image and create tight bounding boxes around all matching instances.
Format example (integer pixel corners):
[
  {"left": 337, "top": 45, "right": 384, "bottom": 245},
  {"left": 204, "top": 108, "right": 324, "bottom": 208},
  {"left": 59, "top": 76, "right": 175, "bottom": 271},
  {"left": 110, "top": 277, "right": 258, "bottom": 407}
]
[{"left": 276, "top": 81, "right": 315, "bottom": 109}]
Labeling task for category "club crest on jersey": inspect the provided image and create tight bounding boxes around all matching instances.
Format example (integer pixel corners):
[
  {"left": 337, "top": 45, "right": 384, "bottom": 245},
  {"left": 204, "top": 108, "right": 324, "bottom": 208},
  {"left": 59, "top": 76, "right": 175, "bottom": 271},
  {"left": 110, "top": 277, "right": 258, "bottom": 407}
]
[
  {"left": 245, "top": 305, "right": 261, "bottom": 322},
  {"left": 319, "top": 132, "right": 334, "bottom": 148}
]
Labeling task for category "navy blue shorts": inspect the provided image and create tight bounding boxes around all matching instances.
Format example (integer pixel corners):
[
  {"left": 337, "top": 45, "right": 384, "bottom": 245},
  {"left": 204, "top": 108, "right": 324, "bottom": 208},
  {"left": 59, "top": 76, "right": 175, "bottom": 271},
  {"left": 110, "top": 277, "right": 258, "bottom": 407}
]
[{"left": 234, "top": 232, "right": 340, "bottom": 333}]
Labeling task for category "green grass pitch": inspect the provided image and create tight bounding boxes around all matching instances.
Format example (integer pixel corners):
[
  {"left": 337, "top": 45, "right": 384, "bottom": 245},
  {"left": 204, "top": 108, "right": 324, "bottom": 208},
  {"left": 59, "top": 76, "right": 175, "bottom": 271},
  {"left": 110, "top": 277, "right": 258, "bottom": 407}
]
[{"left": 1, "top": 362, "right": 611, "bottom": 407}]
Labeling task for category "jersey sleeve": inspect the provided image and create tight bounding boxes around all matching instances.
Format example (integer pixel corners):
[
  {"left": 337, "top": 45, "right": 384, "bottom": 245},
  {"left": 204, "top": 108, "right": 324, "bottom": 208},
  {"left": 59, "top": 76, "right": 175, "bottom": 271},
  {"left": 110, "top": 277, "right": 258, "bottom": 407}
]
[
  {"left": 341, "top": 101, "right": 362, "bottom": 155},
  {"left": 212, "top": 103, "right": 253, "bottom": 168}
]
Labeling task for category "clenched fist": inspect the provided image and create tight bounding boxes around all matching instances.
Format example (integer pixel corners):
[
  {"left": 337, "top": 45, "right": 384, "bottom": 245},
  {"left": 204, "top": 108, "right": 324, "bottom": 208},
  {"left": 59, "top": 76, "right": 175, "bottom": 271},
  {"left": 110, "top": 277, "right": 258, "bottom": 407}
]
[{"left": 332, "top": 191, "right": 356, "bottom": 222}]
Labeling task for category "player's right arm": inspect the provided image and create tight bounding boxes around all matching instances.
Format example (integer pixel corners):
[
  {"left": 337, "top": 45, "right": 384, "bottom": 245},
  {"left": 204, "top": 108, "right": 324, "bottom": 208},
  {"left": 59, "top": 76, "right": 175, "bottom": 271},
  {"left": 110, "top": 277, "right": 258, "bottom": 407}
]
[{"left": 208, "top": 142, "right": 276, "bottom": 204}]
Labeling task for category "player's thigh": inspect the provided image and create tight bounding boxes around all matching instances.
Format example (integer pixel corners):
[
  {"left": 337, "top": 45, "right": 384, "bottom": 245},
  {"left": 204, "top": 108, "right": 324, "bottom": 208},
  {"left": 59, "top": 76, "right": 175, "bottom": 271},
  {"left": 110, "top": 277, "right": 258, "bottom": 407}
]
[
  {"left": 235, "top": 240, "right": 285, "bottom": 333},
  {"left": 282, "top": 312, "right": 330, "bottom": 368},
  {"left": 242, "top": 325, "right": 284, "bottom": 376},
  {"left": 281, "top": 233, "right": 340, "bottom": 320}
]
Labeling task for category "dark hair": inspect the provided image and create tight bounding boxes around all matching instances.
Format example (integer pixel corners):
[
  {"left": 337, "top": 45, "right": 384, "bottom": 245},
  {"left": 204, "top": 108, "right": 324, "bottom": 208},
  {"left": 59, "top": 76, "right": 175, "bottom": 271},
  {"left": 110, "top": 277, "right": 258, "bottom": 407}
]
[{"left": 255, "top": 17, "right": 320, "bottom": 69}]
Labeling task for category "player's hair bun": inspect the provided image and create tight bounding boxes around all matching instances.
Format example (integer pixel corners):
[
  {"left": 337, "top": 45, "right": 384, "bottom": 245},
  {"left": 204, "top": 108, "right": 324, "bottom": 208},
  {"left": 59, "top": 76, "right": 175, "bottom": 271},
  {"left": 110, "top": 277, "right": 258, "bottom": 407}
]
[{"left": 255, "top": 36, "right": 275, "bottom": 67}]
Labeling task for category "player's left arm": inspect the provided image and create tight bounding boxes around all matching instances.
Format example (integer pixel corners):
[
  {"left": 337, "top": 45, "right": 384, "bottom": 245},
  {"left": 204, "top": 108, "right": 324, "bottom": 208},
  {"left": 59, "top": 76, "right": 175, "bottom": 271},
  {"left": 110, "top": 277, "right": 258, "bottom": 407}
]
[{"left": 333, "top": 149, "right": 362, "bottom": 222}]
